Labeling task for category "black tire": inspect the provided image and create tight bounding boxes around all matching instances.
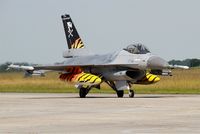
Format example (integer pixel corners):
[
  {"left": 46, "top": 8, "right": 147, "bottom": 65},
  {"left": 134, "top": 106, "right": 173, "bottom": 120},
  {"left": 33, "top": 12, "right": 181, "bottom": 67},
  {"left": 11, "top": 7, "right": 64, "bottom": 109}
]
[
  {"left": 116, "top": 90, "right": 124, "bottom": 98},
  {"left": 79, "top": 88, "right": 87, "bottom": 98},
  {"left": 129, "top": 90, "right": 134, "bottom": 98}
]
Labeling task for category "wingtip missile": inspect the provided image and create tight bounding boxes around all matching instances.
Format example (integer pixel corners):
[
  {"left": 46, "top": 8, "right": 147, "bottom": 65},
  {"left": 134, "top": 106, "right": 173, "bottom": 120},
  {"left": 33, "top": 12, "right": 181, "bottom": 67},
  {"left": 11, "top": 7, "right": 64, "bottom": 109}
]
[
  {"left": 7, "top": 64, "right": 34, "bottom": 71},
  {"left": 169, "top": 65, "right": 189, "bottom": 69}
]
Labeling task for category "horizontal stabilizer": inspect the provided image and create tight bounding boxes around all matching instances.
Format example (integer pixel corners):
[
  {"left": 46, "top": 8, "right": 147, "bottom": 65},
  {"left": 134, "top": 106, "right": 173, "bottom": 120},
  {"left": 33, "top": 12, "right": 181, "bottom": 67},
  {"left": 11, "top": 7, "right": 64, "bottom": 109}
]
[{"left": 63, "top": 48, "right": 92, "bottom": 58}]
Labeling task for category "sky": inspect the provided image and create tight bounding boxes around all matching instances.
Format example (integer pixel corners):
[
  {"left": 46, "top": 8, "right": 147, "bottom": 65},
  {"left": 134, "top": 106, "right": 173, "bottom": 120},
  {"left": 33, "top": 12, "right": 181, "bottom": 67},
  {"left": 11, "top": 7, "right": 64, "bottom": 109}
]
[{"left": 0, "top": 0, "right": 199, "bottom": 64}]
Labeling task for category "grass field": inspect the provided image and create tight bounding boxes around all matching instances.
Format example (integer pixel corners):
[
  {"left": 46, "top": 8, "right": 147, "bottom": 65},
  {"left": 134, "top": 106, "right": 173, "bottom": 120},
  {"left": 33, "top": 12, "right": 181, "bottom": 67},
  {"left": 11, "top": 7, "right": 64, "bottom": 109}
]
[{"left": 0, "top": 68, "right": 200, "bottom": 94}]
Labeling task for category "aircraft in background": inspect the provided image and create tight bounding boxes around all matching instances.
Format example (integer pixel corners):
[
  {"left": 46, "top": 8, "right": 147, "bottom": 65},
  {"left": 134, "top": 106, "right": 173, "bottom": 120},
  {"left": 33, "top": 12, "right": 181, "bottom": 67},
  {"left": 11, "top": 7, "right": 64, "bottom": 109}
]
[{"left": 10, "top": 14, "right": 189, "bottom": 98}]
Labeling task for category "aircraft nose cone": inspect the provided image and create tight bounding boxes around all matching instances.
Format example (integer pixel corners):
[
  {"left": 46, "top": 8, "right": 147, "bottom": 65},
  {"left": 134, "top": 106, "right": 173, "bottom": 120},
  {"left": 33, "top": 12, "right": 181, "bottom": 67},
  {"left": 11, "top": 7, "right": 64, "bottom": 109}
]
[{"left": 147, "top": 56, "right": 169, "bottom": 69}]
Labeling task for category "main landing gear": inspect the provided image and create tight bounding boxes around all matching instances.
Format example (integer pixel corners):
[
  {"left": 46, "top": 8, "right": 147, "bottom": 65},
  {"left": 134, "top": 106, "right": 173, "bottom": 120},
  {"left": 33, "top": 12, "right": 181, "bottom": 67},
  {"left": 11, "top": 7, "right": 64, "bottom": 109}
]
[
  {"left": 79, "top": 87, "right": 91, "bottom": 98},
  {"left": 116, "top": 90, "right": 134, "bottom": 98},
  {"left": 129, "top": 89, "right": 134, "bottom": 98},
  {"left": 106, "top": 81, "right": 135, "bottom": 98},
  {"left": 116, "top": 90, "right": 124, "bottom": 98},
  {"left": 77, "top": 81, "right": 135, "bottom": 98}
]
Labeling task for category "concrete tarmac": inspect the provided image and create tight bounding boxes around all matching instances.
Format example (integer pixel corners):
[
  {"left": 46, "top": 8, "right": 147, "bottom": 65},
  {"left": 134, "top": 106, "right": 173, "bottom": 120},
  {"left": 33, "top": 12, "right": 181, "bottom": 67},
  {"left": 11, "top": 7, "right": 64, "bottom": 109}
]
[{"left": 0, "top": 93, "right": 200, "bottom": 134}]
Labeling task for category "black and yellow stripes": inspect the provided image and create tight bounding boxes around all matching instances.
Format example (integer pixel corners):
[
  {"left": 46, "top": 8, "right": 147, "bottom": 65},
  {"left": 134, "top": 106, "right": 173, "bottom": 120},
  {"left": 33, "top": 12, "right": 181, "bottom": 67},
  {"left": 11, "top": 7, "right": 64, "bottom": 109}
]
[
  {"left": 76, "top": 73, "right": 101, "bottom": 84},
  {"left": 146, "top": 73, "right": 159, "bottom": 82},
  {"left": 136, "top": 73, "right": 160, "bottom": 84},
  {"left": 71, "top": 38, "right": 84, "bottom": 49},
  {"left": 59, "top": 70, "right": 102, "bottom": 85}
]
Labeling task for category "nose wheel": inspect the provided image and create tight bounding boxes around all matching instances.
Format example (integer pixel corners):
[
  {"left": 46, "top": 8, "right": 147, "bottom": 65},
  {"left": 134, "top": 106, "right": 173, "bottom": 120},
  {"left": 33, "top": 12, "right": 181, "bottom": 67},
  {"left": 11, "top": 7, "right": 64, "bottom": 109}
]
[{"left": 129, "top": 90, "right": 134, "bottom": 98}]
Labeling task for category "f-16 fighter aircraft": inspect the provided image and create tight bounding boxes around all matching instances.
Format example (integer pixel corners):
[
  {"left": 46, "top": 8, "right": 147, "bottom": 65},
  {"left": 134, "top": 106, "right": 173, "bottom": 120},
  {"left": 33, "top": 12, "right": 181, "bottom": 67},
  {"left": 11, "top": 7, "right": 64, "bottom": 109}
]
[{"left": 10, "top": 14, "right": 189, "bottom": 98}]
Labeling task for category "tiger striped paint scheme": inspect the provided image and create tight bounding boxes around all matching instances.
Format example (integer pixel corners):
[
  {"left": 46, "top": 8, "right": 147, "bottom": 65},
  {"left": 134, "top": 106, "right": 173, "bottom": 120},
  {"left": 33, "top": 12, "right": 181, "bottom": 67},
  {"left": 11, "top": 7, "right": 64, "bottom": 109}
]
[
  {"left": 59, "top": 67, "right": 101, "bottom": 85},
  {"left": 136, "top": 73, "right": 160, "bottom": 84},
  {"left": 71, "top": 38, "right": 84, "bottom": 49}
]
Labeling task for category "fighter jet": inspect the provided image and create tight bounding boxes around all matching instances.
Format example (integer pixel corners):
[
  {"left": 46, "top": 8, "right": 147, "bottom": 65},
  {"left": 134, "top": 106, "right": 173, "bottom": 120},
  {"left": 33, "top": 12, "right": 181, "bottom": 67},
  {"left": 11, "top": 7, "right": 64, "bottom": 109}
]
[{"left": 11, "top": 14, "right": 189, "bottom": 98}]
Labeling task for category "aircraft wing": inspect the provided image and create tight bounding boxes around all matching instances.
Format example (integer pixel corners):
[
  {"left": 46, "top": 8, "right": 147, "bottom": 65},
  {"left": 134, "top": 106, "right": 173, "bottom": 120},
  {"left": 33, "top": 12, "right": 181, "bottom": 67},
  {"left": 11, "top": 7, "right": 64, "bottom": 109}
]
[
  {"left": 34, "top": 62, "right": 189, "bottom": 72},
  {"left": 34, "top": 64, "right": 125, "bottom": 71}
]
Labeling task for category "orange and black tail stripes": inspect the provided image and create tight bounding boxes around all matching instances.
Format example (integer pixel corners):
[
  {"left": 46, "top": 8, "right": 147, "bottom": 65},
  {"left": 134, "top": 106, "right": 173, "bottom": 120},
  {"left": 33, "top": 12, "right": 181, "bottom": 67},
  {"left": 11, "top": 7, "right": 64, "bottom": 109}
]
[
  {"left": 71, "top": 38, "right": 84, "bottom": 49},
  {"left": 61, "top": 14, "right": 85, "bottom": 49}
]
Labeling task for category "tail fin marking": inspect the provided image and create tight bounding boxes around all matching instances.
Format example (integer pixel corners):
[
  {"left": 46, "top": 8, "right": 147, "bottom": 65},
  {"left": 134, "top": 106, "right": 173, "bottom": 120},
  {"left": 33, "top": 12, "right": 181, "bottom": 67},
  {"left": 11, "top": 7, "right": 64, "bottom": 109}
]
[{"left": 61, "top": 14, "right": 85, "bottom": 49}]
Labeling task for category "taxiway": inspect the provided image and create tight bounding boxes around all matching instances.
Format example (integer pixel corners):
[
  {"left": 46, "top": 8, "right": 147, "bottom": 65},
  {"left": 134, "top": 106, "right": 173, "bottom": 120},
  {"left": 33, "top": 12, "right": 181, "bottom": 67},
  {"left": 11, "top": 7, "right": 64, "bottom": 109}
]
[{"left": 0, "top": 93, "right": 200, "bottom": 133}]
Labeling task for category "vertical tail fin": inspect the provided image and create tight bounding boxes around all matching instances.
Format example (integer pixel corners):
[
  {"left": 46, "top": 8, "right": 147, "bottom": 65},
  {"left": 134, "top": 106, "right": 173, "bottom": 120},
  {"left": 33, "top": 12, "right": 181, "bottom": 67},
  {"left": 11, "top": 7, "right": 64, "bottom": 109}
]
[{"left": 61, "top": 14, "right": 85, "bottom": 49}]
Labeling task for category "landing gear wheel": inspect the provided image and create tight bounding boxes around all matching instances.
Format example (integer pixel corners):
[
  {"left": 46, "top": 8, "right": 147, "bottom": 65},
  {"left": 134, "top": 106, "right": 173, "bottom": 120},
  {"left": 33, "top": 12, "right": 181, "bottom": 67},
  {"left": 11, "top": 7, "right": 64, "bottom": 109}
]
[
  {"left": 116, "top": 90, "right": 124, "bottom": 98},
  {"left": 79, "top": 88, "right": 88, "bottom": 98},
  {"left": 129, "top": 90, "right": 134, "bottom": 98}
]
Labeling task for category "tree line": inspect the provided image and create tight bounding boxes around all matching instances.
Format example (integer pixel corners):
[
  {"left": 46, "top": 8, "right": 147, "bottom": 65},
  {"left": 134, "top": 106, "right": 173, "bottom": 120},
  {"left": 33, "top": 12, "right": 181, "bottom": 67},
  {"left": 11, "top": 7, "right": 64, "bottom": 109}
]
[
  {"left": 168, "top": 58, "right": 200, "bottom": 67},
  {"left": 0, "top": 59, "right": 199, "bottom": 72}
]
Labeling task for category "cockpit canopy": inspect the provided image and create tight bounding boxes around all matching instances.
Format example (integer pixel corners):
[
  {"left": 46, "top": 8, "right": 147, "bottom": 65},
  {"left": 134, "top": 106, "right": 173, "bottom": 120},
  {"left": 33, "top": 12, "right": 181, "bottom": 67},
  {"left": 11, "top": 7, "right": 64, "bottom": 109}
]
[{"left": 123, "top": 43, "right": 150, "bottom": 54}]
